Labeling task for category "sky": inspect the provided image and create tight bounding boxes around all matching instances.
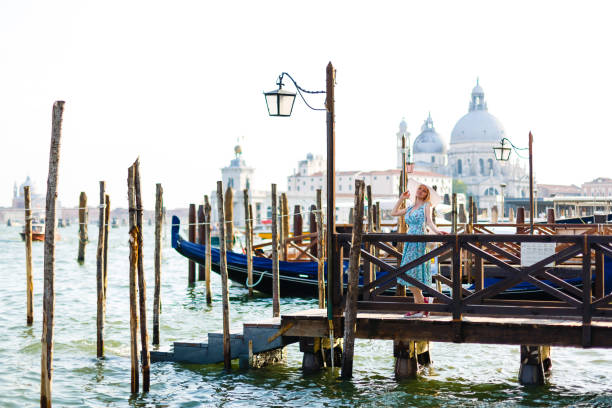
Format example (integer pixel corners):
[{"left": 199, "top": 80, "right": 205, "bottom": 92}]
[{"left": 1, "top": 0, "right": 611, "bottom": 210}]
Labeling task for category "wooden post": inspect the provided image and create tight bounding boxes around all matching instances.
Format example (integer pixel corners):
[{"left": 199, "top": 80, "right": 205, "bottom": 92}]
[
  {"left": 198, "top": 204, "right": 205, "bottom": 281},
  {"left": 40, "top": 100, "right": 63, "bottom": 408},
  {"left": 103, "top": 195, "right": 110, "bottom": 306},
  {"left": 281, "top": 193, "right": 289, "bottom": 261},
  {"left": 133, "top": 160, "right": 150, "bottom": 391},
  {"left": 491, "top": 206, "right": 499, "bottom": 223},
  {"left": 96, "top": 181, "right": 106, "bottom": 358},
  {"left": 216, "top": 181, "right": 232, "bottom": 370},
  {"left": 341, "top": 180, "right": 365, "bottom": 379},
  {"left": 153, "top": 184, "right": 163, "bottom": 346},
  {"left": 316, "top": 189, "right": 325, "bottom": 309},
  {"left": 517, "top": 207, "right": 526, "bottom": 234},
  {"left": 309, "top": 204, "right": 317, "bottom": 257},
  {"left": 363, "top": 185, "right": 373, "bottom": 297},
  {"left": 24, "top": 186, "right": 33, "bottom": 326},
  {"left": 77, "top": 192, "right": 88, "bottom": 264},
  {"left": 127, "top": 166, "right": 139, "bottom": 393},
  {"left": 293, "top": 205, "right": 302, "bottom": 245},
  {"left": 225, "top": 187, "right": 234, "bottom": 252},
  {"left": 271, "top": 184, "right": 280, "bottom": 317},
  {"left": 248, "top": 203, "right": 254, "bottom": 289},
  {"left": 244, "top": 189, "right": 253, "bottom": 297},
  {"left": 188, "top": 204, "right": 196, "bottom": 284},
  {"left": 451, "top": 193, "right": 457, "bottom": 233},
  {"left": 458, "top": 203, "right": 467, "bottom": 224},
  {"left": 204, "top": 196, "right": 212, "bottom": 305},
  {"left": 547, "top": 208, "right": 555, "bottom": 224},
  {"left": 509, "top": 207, "right": 515, "bottom": 223}
]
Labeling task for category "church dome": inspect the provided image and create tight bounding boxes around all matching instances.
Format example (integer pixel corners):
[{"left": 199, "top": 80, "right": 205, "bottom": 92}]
[
  {"left": 450, "top": 80, "right": 507, "bottom": 144},
  {"left": 413, "top": 113, "right": 446, "bottom": 154}
]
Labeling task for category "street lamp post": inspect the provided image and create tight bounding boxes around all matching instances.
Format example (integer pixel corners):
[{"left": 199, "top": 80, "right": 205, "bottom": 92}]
[
  {"left": 264, "top": 62, "right": 340, "bottom": 343},
  {"left": 493, "top": 132, "right": 534, "bottom": 233}
]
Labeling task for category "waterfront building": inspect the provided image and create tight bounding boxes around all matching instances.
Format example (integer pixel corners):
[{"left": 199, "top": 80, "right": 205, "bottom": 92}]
[{"left": 582, "top": 177, "right": 612, "bottom": 197}]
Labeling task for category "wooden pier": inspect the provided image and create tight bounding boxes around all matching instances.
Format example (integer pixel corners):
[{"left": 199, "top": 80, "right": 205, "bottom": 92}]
[{"left": 152, "top": 221, "right": 612, "bottom": 385}]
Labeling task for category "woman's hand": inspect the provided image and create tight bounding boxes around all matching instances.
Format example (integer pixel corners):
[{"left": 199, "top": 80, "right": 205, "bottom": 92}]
[
  {"left": 439, "top": 231, "right": 449, "bottom": 235},
  {"left": 400, "top": 190, "right": 410, "bottom": 200}
]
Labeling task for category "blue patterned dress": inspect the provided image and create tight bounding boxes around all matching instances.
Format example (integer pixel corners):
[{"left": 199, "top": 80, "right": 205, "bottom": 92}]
[{"left": 398, "top": 202, "right": 431, "bottom": 287}]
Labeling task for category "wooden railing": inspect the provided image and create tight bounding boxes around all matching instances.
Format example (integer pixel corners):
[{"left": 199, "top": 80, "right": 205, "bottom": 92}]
[{"left": 331, "top": 231, "right": 612, "bottom": 347}]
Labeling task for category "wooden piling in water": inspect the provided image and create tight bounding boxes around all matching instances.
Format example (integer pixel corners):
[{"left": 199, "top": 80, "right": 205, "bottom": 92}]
[
  {"left": 103, "top": 194, "right": 110, "bottom": 307},
  {"left": 77, "top": 192, "right": 88, "bottom": 264},
  {"left": 451, "top": 193, "right": 457, "bottom": 233},
  {"left": 133, "top": 160, "right": 150, "bottom": 391},
  {"left": 516, "top": 207, "right": 525, "bottom": 234},
  {"left": 216, "top": 181, "right": 232, "bottom": 370},
  {"left": 316, "top": 189, "right": 325, "bottom": 309},
  {"left": 244, "top": 189, "right": 253, "bottom": 297},
  {"left": 225, "top": 187, "right": 234, "bottom": 252},
  {"left": 309, "top": 204, "right": 317, "bottom": 257},
  {"left": 281, "top": 193, "right": 289, "bottom": 260},
  {"left": 41, "top": 100, "right": 63, "bottom": 408},
  {"left": 153, "top": 184, "right": 163, "bottom": 346},
  {"left": 341, "top": 180, "right": 365, "bottom": 379},
  {"left": 96, "top": 181, "right": 106, "bottom": 358},
  {"left": 198, "top": 204, "right": 205, "bottom": 281},
  {"left": 24, "top": 186, "right": 33, "bottom": 326},
  {"left": 188, "top": 204, "right": 196, "bottom": 284},
  {"left": 547, "top": 208, "right": 555, "bottom": 224},
  {"left": 293, "top": 205, "right": 302, "bottom": 245},
  {"left": 271, "top": 184, "right": 280, "bottom": 317},
  {"left": 204, "top": 195, "right": 212, "bottom": 305},
  {"left": 128, "top": 223, "right": 139, "bottom": 393}
]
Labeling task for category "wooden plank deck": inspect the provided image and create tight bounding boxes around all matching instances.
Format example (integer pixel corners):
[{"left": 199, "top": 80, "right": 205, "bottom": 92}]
[{"left": 281, "top": 308, "right": 612, "bottom": 348}]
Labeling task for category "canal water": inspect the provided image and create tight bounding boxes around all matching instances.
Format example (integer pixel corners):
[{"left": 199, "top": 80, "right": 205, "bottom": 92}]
[{"left": 1, "top": 223, "right": 612, "bottom": 407}]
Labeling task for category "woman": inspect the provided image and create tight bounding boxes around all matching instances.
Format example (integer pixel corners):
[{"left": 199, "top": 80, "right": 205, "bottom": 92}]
[{"left": 390, "top": 184, "right": 447, "bottom": 317}]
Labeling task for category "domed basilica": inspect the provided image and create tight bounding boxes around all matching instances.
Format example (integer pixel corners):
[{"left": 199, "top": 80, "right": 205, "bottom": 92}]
[{"left": 397, "top": 80, "right": 529, "bottom": 210}]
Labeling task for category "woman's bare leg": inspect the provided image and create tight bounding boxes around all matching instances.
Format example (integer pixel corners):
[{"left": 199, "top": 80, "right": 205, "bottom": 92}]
[{"left": 408, "top": 286, "right": 424, "bottom": 304}]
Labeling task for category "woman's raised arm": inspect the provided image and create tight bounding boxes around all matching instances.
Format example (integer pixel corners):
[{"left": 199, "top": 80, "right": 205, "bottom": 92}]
[{"left": 390, "top": 191, "right": 410, "bottom": 216}]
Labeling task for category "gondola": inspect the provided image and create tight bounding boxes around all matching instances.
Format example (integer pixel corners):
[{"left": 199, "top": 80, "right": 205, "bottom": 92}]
[{"left": 172, "top": 216, "right": 345, "bottom": 296}]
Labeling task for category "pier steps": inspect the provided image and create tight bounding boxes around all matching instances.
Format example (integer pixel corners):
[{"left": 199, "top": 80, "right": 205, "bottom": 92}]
[{"left": 150, "top": 317, "right": 293, "bottom": 366}]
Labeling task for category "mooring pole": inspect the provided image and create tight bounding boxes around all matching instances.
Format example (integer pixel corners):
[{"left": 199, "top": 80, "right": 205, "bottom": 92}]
[
  {"left": 127, "top": 166, "right": 139, "bottom": 393},
  {"left": 198, "top": 204, "right": 205, "bottom": 281},
  {"left": 341, "top": 180, "right": 365, "bottom": 379},
  {"left": 103, "top": 194, "right": 110, "bottom": 306},
  {"left": 133, "top": 160, "right": 150, "bottom": 391},
  {"left": 225, "top": 187, "right": 234, "bottom": 252},
  {"left": 271, "top": 184, "right": 280, "bottom": 317},
  {"left": 188, "top": 204, "right": 196, "bottom": 284},
  {"left": 216, "top": 181, "right": 232, "bottom": 370},
  {"left": 24, "top": 186, "right": 33, "bottom": 326},
  {"left": 528, "top": 131, "right": 534, "bottom": 235},
  {"left": 96, "top": 181, "right": 106, "bottom": 358},
  {"left": 243, "top": 189, "right": 254, "bottom": 297},
  {"left": 77, "top": 192, "right": 88, "bottom": 264},
  {"left": 41, "top": 100, "right": 64, "bottom": 408},
  {"left": 204, "top": 195, "right": 212, "bottom": 305},
  {"left": 153, "top": 183, "right": 163, "bottom": 346}
]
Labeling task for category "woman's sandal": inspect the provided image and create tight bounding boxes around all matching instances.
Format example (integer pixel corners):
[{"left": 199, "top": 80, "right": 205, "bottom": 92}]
[
  {"left": 403, "top": 311, "right": 424, "bottom": 318},
  {"left": 404, "top": 298, "right": 433, "bottom": 318}
]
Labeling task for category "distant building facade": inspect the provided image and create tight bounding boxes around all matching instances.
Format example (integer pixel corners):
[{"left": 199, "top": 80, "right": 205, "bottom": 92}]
[{"left": 582, "top": 177, "right": 612, "bottom": 197}]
